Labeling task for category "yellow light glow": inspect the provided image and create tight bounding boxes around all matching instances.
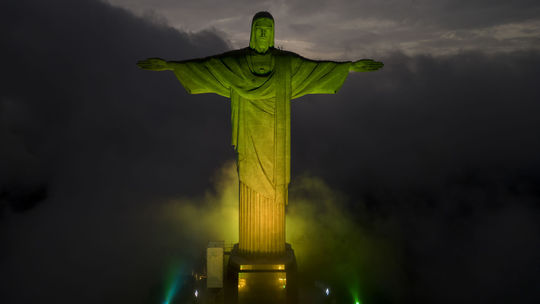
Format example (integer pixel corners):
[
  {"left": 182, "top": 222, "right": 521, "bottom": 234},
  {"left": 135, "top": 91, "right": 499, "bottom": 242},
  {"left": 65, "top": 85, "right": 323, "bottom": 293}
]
[
  {"left": 238, "top": 278, "right": 247, "bottom": 289},
  {"left": 240, "top": 264, "right": 285, "bottom": 271}
]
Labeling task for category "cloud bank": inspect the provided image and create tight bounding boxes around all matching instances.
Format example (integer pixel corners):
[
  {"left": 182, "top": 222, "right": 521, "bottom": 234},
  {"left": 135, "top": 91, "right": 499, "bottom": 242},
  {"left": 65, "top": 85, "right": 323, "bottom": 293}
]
[
  {"left": 2, "top": 0, "right": 540, "bottom": 303},
  {"left": 107, "top": 0, "right": 540, "bottom": 57}
]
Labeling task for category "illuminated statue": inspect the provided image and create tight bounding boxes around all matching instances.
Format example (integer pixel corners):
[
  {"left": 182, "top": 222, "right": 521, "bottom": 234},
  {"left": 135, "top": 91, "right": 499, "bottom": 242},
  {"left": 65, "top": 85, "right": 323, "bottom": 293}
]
[{"left": 137, "top": 12, "right": 383, "bottom": 255}]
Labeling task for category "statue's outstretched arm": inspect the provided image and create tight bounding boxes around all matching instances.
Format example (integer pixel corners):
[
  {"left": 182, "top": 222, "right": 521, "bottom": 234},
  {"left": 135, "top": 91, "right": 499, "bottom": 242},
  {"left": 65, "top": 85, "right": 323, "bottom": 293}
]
[
  {"left": 349, "top": 59, "right": 384, "bottom": 72},
  {"left": 138, "top": 56, "right": 231, "bottom": 97},
  {"left": 136, "top": 58, "right": 172, "bottom": 71}
]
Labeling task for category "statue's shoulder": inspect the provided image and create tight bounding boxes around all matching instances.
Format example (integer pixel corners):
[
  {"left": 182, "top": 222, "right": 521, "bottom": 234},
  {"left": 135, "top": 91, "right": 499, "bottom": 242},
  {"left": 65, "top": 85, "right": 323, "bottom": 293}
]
[
  {"left": 214, "top": 48, "right": 301, "bottom": 59},
  {"left": 270, "top": 48, "right": 300, "bottom": 59},
  {"left": 203, "top": 48, "right": 305, "bottom": 60},
  {"left": 214, "top": 48, "right": 251, "bottom": 59}
]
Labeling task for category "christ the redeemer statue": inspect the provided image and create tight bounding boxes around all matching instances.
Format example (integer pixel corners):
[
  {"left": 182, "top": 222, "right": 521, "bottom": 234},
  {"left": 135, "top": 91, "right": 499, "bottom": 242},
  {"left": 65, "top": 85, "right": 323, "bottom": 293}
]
[{"left": 137, "top": 12, "right": 383, "bottom": 256}]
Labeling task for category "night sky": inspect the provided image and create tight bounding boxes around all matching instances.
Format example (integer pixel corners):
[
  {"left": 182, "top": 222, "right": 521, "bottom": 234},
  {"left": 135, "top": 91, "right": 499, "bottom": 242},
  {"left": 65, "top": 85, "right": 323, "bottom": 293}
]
[{"left": 1, "top": 0, "right": 540, "bottom": 303}]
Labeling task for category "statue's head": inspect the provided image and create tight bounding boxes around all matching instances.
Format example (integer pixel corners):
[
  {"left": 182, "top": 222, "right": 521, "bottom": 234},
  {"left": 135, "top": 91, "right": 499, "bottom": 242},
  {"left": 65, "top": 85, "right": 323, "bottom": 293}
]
[{"left": 249, "top": 11, "right": 274, "bottom": 54}]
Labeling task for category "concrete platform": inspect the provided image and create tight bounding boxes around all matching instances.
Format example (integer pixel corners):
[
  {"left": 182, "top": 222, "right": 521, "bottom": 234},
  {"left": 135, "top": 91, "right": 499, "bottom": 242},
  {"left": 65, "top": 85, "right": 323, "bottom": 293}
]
[{"left": 225, "top": 243, "right": 298, "bottom": 304}]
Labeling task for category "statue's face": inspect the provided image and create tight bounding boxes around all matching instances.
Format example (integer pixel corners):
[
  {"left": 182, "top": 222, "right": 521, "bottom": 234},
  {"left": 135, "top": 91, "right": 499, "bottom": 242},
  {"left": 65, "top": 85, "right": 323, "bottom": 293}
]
[{"left": 251, "top": 18, "right": 274, "bottom": 53}]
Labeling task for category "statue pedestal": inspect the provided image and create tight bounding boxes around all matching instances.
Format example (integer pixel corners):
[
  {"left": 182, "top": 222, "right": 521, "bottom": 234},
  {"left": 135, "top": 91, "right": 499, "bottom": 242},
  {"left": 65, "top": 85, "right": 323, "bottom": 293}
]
[{"left": 225, "top": 243, "right": 297, "bottom": 304}]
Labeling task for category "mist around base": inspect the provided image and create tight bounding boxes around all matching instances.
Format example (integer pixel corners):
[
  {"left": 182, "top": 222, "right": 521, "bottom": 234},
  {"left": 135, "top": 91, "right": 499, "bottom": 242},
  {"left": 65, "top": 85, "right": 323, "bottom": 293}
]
[{"left": 156, "top": 162, "right": 399, "bottom": 304}]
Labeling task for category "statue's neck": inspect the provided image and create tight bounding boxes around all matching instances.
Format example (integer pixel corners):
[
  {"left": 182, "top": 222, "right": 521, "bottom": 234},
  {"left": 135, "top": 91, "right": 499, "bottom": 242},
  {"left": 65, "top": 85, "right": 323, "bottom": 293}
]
[
  {"left": 253, "top": 45, "right": 269, "bottom": 54},
  {"left": 248, "top": 49, "right": 274, "bottom": 75}
]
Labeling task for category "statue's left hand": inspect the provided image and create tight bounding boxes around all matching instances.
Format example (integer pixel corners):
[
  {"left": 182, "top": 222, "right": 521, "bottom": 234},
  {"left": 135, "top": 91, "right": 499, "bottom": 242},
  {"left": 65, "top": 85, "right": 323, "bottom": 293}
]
[
  {"left": 350, "top": 59, "right": 384, "bottom": 72},
  {"left": 136, "top": 58, "right": 171, "bottom": 71}
]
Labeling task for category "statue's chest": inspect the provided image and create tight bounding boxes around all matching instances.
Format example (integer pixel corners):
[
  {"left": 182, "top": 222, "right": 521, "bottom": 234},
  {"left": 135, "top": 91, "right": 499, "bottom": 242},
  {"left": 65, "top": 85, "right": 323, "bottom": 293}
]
[{"left": 248, "top": 53, "right": 274, "bottom": 75}]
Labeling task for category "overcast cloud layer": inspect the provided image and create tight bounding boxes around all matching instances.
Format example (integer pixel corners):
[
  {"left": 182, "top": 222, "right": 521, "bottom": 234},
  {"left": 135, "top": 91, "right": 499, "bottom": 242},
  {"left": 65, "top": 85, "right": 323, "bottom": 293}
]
[
  {"left": 2, "top": 0, "right": 540, "bottom": 303},
  {"left": 106, "top": 0, "right": 540, "bottom": 58}
]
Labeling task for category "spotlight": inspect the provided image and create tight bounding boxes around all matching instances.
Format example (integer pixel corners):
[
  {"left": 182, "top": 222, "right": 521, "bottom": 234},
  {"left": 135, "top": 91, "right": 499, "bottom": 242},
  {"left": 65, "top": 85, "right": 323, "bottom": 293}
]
[
  {"left": 194, "top": 290, "right": 198, "bottom": 298},
  {"left": 325, "top": 288, "right": 330, "bottom": 296}
]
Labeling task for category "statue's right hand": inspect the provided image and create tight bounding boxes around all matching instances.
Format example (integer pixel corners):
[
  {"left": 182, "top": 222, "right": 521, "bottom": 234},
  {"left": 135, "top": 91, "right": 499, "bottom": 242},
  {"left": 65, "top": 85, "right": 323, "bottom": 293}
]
[{"left": 136, "top": 58, "right": 170, "bottom": 71}]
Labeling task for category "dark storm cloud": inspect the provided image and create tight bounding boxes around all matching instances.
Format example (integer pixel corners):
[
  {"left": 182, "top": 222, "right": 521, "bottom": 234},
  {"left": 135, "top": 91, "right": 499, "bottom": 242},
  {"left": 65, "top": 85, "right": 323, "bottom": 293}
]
[
  {"left": 1, "top": 0, "right": 231, "bottom": 204},
  {"left": 2, "top": 0, "right": 540, "bottom": 303},
  {"left": 107, "top": 0, "right": 540, "bottom": 57},
  {"left": 290, "top": 50, "right": 540, "bottom": 303},
  {"left": 292, "top": 51, "right": 540, "bottom": 189},
  {"left": 1, "top": 0, "right": 232, "bottom": 302},
  {"left": 300, "top": 0, "right": 540, "bottom": 29},
  {"left": 284, "top": 0, "right": 540, "bottom": 29}
]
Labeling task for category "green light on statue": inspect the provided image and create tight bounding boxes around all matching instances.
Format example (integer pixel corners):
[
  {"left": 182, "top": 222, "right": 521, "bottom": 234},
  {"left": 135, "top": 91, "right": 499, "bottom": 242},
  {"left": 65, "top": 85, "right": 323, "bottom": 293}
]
[{"left": 137, "top": 11, "right": 383, "bottom": 255}]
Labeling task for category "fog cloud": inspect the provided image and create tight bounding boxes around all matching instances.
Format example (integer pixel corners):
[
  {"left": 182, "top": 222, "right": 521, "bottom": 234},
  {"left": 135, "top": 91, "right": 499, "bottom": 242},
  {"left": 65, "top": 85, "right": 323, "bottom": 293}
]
[{"left": 2, "top": 0, "right": 540, "bottom": 303}]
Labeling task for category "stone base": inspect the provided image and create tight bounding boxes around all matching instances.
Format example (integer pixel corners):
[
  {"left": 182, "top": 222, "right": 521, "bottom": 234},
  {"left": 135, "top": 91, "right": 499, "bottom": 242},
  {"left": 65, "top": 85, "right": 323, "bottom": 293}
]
[{"left": 225, "top": 243, "right": 298, "bottom": 304}]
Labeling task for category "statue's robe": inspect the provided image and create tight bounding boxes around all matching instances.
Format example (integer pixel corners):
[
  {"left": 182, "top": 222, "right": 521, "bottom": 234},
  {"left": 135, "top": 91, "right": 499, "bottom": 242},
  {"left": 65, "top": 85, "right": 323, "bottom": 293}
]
[{"left": 171, "top": 47, "right": 350, "bottom": 254}]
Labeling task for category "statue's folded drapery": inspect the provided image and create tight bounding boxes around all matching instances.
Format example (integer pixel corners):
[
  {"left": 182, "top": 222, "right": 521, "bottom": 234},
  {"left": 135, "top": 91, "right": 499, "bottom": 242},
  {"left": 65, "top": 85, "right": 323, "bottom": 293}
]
[{"left": 171, "top": 47, "right": 350, "bottom": 254}]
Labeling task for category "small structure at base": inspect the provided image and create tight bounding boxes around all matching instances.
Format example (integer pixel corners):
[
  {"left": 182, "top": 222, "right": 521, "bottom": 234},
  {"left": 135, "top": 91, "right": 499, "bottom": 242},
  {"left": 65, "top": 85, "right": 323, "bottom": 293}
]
[{"left": 207, "top": 241, "right": 224, "bottom": 289}]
